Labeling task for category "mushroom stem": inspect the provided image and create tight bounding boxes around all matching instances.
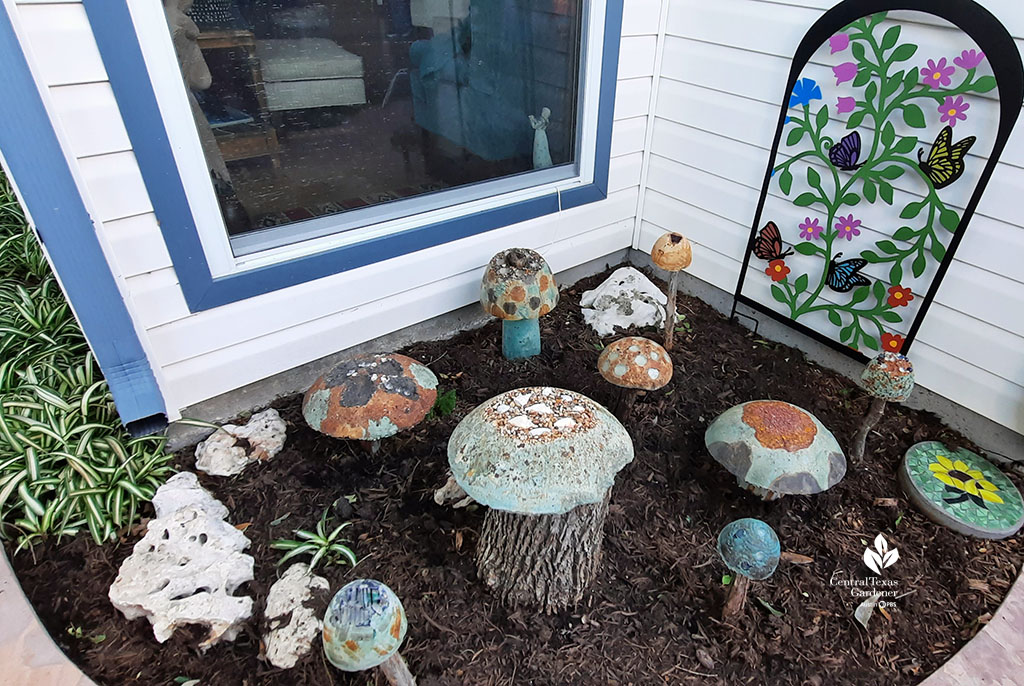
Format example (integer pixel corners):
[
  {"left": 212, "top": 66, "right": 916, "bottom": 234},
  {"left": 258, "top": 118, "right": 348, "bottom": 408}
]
[
  {"left": 850, "top": 397, "right": 887, "bottom": 462},
  {"left": 613, "top": 389, "right": 638, "bottom": 421},
  {"left": 378, "top": 651, "right": 417, "bottom": 686},
  {"left": 502, "top": 318, "right": 541, "bottom": 360},
  {"left": 722, "top": 574, "right": 750, "bottom": 619},
  {"left": 663, "top": 271, "right": 681, "bottom": 351},
  {"left": 358, "top": 440, "right": 381, "bottom": 455}
]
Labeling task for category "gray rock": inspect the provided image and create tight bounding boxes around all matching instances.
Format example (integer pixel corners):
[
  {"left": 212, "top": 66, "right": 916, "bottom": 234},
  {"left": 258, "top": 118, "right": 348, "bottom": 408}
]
[
  {"left": 579, "top": 267, "right": 666, "bottom": 336},
  {"left": 263, "top": 563, "right": 330, "bottom": 669},
  {"left": 195, "top": 408, "right": 287, "bottom": 477}
]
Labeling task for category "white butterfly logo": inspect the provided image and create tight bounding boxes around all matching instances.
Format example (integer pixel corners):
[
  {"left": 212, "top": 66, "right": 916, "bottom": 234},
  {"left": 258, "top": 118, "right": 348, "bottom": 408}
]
[{"left": 863, "top": 534, "right": 899, "bottom": 575}]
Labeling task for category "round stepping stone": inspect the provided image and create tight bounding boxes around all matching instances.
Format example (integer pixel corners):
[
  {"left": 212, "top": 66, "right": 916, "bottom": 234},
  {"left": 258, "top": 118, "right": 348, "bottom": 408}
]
[{"left": 900, "top": 441, "right": 1024, "bottom": 539}]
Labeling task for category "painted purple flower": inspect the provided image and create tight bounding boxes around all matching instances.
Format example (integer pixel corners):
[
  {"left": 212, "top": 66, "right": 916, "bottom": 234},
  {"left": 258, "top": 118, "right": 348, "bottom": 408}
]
[
  {"left": 829, "top": 33, "right": 850, "bottom": 54},
  {"left": 939, "top": 95, "right": 970, "bottom": 127},
  {"left": 836, "top": 96, "right": 856, "bottom": 114},
  {"left": 799, "top": 217, "right": 823, "bottom": 240},
  {"left": 954, "top": 49, "right": 985, "bottom": 70},
  {"left": 835, "top": 214, "right": 862, "bottom": 241},
  {"left": 920, "top": 58, "right": 956, "bottom": 88},
  {"left": 833, "top": 62, "right": 858, "bottom": 86}
]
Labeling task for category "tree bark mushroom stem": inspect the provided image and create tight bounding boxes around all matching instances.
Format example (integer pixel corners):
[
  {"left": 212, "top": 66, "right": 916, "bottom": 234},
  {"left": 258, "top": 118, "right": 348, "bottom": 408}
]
[
  {"left": 476, "top": 492, "right": 610, "bottom": 614},
  {"left": 850, "top": 397, "right": 887, "bottom": 462},
  {"left": 611, "top": 388, "right": 639, "bottom": 421},
  {"left": 722, "top": 574, "right": 750, "bottom": 619},
  {"left": 378, "top": 652, "right": 417, "bottom": 686},
  {"left": 663, "top": 270, "right": 682, "bottom": 351}
]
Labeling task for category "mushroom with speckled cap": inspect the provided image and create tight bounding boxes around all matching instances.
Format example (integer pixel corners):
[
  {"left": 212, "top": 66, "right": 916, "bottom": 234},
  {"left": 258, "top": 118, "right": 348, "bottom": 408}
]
[
  {"left": 480, "top": 248, "right": 558, "bottom": 360},
  {"left": 704, "top": 400, "right": 846, "bottom": 499},
  {"left": 850, "top": 352, "right": 915, "bottom": 462},
  {"left": 717, "top": 518, "right": 780, "bottom": 618},
  {"left": 650, "top": 232, "right": 693, "bottom": 351},
  {"left": 448, "top": 387, "right": 633, "bottom": 612},
  {"left": 598, "top": 337, "right": 673, "bottom": 419},
  {"left": 302, "top": 353, "right": 438, "bottom": 453},
  {"left": 322, "top": 579, "right": 416, "bottom": 685}
]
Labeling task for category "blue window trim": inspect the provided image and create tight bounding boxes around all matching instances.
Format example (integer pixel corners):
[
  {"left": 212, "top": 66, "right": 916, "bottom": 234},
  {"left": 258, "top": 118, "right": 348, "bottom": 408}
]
[
  {"left": 0, "top": 5, "right": 166, "bottom": 427},
  {"left": 83, "top": 0, "right": 623, "bottom": 312}
]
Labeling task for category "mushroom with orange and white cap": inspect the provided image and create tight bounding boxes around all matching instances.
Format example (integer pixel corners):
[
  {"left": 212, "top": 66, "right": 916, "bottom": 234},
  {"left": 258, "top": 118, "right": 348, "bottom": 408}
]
[
  {"left": 650, "top": 232, "right": 693, "bottom": 351},
  {"left": 597, "top": 336, "right": 673, "bottom": 419},
  {"left": 480, "top": 248, "right": 558, "bottom": 360}
]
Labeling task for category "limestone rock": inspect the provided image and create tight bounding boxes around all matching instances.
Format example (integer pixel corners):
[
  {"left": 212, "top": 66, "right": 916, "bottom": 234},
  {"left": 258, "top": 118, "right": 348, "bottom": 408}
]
[
  {"left": 195, "top": 408, "right": 287, "bottom": 477},
  {"left": 579, "top": 267, "right": 667, "bottom": 336},
  {"left": 263, "top": 563, "right": 330, "bottom": 669},
  {"left": 109, "top": 474, "right": 254, "bottom": 650}
]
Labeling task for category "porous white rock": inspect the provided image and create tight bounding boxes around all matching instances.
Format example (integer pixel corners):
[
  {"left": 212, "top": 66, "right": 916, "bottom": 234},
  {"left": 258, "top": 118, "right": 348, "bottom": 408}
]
[
  {"left": 579, "top": 267, "right": 667, "bottom": 336},
  {"left": 195, "top": 408, "right": 287, "bottom": 477},
  {"left": 263, "top": 563, "right": 330, "bottom": 669},
  {"left": 109, "top": 474, "right": 254, "bottom": 650}
]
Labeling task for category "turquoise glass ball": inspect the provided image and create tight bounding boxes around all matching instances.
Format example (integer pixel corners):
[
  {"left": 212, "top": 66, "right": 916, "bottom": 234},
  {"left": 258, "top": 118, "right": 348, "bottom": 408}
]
[{"left": 717, "top": 518, "right": 781, "bottom": 581}]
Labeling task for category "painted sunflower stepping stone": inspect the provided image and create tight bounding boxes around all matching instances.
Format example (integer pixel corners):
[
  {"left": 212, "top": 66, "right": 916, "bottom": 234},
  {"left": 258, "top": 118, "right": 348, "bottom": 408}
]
[{"left": 900, "top": 441, "right": 1024, "bottom": 539}]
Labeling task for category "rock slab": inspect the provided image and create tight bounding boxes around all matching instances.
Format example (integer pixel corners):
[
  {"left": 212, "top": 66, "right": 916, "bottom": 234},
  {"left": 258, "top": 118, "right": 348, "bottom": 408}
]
[
  {"left": 263, "top": 563, "right": 330, "bottom": 669},
  {"left": 195, "top": 408, "right": 287, "bottom": 477},
  {"left": 579, "top": 267, "right": 666, "bottom": 336}
]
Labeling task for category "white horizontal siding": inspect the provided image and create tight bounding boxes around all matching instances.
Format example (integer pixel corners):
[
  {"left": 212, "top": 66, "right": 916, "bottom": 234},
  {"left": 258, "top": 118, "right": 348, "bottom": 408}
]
[
  {"left": 642, "top": 0, "right": 1024, "bottom": 435},
  {"left": 10, "top": 0, "right": 663, "bottom": 416}
]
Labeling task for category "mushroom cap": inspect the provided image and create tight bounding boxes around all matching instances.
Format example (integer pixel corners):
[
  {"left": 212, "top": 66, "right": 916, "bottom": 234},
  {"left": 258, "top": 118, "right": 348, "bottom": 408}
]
[
  {"left": 704, "top": 400, "right": 846, "bottom": 496},
  {"left": 302, "top": 353, "right": 438, "bottom": 440},
  {"left": 448, "top": 387, "right": 634, "bottom": 515},
  {"left": 480, "top": 248, "right": 558, "bottom": 321},
  {"left": 861, "top": 352, "right": 915, "bottom": 402},
  {"left": 598, "top": 337, "right": 673, "bottom": 390},
  {"left": 717, "top": 518, "right": 781, "bottom": 581},
  {"left": 322, "top": 579, "right": 407, "bottom": 672},
  {"left": 651, "top": 232, "right": 693, "bottom": 271}
]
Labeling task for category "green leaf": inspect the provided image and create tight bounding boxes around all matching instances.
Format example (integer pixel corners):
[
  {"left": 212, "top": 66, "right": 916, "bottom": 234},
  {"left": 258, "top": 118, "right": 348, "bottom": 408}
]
[
  {"left": 892, "top": 136, "right": 918, "bottom": 154},
  {"left": 902, "top": 104, "right": 926, "bottom": 128},
  {"left": 890, "top": 43, "right": 918, "bottom": 63},
  {"left": 862, "top": 179, "right": 877, "bottom": 203},
  {"left": 876, "top": 240, "right": 900, "bottom": 254},
  {"left": 864, "top": 81, "right": 878, "bottom": 105},
  {"left": 881, "top": 311, "right": 904, "bottom": 323},
  {"left": 828, "top": 310, "right": 843, "bottom": 327},
  {"left": 847, "top": 109, "right": 867, "bottom": 129},
  {"left": 912, "top": 252, "right": 928, "bottom": 278},
  {"left": 931, "top": 238, "right": 947, "bottom": 261},
  {"left": 900, "top": 201, "right": 925, "bottom": 219},
  {"left": 794, "top": 192, "right": 819, "bottom": 207},
  {"left": 939, "top": 208, "right": 961, "bottom": 232},
  {"left": 840, "top": 323, "right": 855, "bottom": 343},
  {"left": 771, "top": 285, "right": 788, "bottom": 304},
  {"left": 852, "top": 70, "right": 872, "bottom": 88},
  {"left": 872, "top": 279, "right": 887, "bottom": 303},
  {"left": 892, "top": 226, "right": 917, "bottom": 242},
  {"left": 841, "top": 192, "right": 861, "bottom": 206},
  {"left": 881, "top": 122, "right": 896, "bottom": 148},
  {"left": 904, "top": 66, "right": 919, "bottom": 90},
  {"left": 850, "top": 286, "right": 870, "bottom": 305},
  {"left": 851, "top": 41, "right": 866, "bottom": 62},
  {"left": 787, "top": 127, "right": 806, "bottom": 147},
  {"left": 779, "top": 168, "right": 793, "bottom": 195},
  {"left": 794, "top": 242, "right": 821, "bottom": 256},
  {"left": 889, "top": 261, "right": 903, "bottom": 285},
  {"left": 794, "top": 273, "right": 809, "bottom": 294},
  {"left": 757, "top": 597, "right": 784, "bottom": 617},
  {"left": 815, "top": 104, "right": 829, "bottom": 132},
  {"left": 807, "top": 166, "right": 822, "bottom": 190},
  {"left": 881, "top": 25, "right": 901, "bottom": 50},
  {"left": 860, "top": 250, "right": 883, "bottom": 263},
  {"left": 878, "top": 165, "right": 903, "bottom": 180},
  {"left": 883, "top": 71, "right": 905, "bottom": 99},
  {"left": 863, "top": 334, "right": 880, "bottom": 352},
  {"left": 973, "top": 75, "right": 997, "bottom": 93},
  {"left": 878, "top": 181, "right": 894, "bottom": 205},
  {"left": 722, "top": 574, "right": 733, "bottom": 586}
]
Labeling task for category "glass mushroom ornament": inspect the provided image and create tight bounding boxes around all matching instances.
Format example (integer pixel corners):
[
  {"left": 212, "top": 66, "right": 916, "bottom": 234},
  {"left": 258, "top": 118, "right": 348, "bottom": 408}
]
[
  {"left": 302, "top": 353, "right": 438, "bottom": 453},
  {"left": 447, "top": 387, "right": 633, "bottom": 612},
  {"left": 650, "top": 232, "right": 692, "bottom": 351},
  {"left": 850, "top": 352, "right": 915, "bottom": 462},
  {"left": 480, "top": 248, "right": 558, "bottom": 359},
  {"left": 705, "top": 400, "right": 846, "bottom": 499},
  {"left": 323, "top": 579, "right": 416, "bottom": 686},
  {"left": 717, "top": 518, "right": 781, "bottom": 619},
  {"left": 597, "top": 336, "right": 673, "bottom": 420}
]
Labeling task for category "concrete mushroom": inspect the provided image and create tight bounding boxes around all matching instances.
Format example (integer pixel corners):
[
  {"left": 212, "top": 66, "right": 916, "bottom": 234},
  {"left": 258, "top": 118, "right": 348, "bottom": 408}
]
[
  {"left": 480, "top": 248, "right": 558, "bottom": 359},
  {"left": 302, "top": 353, "right": 438, "bottom": 453},
  {"left": 597, "top": 336, "right": 673, "bottom": 419},
  {"left": 650, "top": 232, "right": 693, "bottom": 351},
  {"left": 717, "top": 518, "right": 780, "bottom": 618},
  {"left": 448, "top": 387, "right": 633, "bottom": 612},
  {"left": 850, "top": 352, "right": 915, "bottom": 462},
  {"left": 323, "top": 578, "right": 415, "bottom": 685},
  {"left": 704, "top": 400, "right": 846, "bottom": 500}
]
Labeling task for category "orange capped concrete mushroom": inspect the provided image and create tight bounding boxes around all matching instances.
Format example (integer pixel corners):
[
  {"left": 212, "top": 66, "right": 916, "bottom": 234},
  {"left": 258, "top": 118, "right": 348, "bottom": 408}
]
[
  {"left": 650, "top": 232, "right": 693, "bottom": 351},
  {"left": 597, "top": 337, "right": 673, "bottom": 418}
]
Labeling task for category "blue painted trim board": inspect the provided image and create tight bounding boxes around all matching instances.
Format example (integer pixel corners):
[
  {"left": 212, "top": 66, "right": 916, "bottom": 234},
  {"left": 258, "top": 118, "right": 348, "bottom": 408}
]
[
  {"left": 83, "top": 0, "right": 623, "bottom": 311},
  {"left": 0, "top": 5, "right": 165, "bottom": 425}
]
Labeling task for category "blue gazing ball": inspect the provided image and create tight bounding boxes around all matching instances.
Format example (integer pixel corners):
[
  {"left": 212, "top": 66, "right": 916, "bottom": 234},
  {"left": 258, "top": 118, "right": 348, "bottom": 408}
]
[{"left": 717, "top": 518, "right": 781, "bottom": 581}]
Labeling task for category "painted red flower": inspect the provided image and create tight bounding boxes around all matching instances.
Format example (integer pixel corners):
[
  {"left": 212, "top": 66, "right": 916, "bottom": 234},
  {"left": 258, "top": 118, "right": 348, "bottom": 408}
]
[
  {"left": 766, "top": 259, "right": 790, "bottom": 282},
  {"left": 887, "top": 285, "right": 913, "bottom": 308},
  {"left": 881, "top": 333, "right": 905, "bottom": 353}
]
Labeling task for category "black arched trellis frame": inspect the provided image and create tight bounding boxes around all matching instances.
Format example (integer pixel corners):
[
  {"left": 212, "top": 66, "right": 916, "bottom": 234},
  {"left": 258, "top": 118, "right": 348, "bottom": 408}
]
[{"left": 730, "top": 0, "right": 1024, "bottom": 360}]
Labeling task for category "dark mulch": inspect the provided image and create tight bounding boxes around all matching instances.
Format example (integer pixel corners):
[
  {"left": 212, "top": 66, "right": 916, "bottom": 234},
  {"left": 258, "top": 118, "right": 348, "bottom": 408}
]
[{"left": 8, "top": 265, "right": 1023, "bottom": 686}]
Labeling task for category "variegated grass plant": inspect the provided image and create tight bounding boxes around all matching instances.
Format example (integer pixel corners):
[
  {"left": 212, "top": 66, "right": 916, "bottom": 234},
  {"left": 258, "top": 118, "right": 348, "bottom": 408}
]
[
  {"left": 270, "top": 508, "right": 358, "bottom": 573},
  {"left": 0, "top": 173, "right": 173, "bottom": 552}
]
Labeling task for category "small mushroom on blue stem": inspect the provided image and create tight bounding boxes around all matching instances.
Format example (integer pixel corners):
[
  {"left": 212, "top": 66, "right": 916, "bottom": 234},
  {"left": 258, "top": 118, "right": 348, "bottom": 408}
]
[
  {"left": 322, "top": 578, "right": 416, "bottom": 685},
  {"left": 850, "top": 352, "right": 915, "bottom": 462},
  {"left": 480, "top": 248, "right": 558, "bottom": 360},
  {"left": 717, "top": 518, "right": 780, "bottom": 619}
]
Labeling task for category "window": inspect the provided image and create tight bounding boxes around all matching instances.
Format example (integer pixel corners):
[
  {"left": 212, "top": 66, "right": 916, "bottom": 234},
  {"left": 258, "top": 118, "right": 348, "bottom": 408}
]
[{"left": 162, "top": 0, "right": 589, "bottom": 257}]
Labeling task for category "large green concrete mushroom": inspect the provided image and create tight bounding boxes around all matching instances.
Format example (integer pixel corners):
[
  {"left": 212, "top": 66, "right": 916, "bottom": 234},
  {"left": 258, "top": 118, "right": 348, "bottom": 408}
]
[
  {"left": 850, "top": 352, "right": 915, "bottom": 462},
  {"left": 480, "top": 248, "right": 558, "bottom": 360},
  {"left": 448, "top": 387, "right": 633, "bottom": 612},
  {"left": 705, "top": 400, "right": 846, "bottom": 500}
]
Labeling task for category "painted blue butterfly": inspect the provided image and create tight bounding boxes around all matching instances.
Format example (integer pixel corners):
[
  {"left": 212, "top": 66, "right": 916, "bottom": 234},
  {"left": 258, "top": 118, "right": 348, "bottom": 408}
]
[
  {"left": 829, "top": 131, "right": 864, "bottom": 172},
  {"left": 826, "top": 253, "right": 870, "bottom": 293}
]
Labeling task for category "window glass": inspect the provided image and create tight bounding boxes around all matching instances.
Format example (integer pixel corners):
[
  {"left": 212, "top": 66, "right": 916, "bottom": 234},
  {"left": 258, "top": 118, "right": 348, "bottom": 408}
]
[{"left": 163, "top": 0, "right": 584, "bottom": 240}]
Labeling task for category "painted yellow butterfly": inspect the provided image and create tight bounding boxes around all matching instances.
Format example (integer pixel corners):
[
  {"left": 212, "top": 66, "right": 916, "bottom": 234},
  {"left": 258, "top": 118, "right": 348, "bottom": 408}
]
[{"left": 918, "top": 125, "right": 976, "bottom": 189}]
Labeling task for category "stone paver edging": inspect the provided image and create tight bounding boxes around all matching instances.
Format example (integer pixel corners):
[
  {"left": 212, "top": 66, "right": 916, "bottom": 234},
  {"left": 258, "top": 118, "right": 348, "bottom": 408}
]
[{"left": 1, "top": 545, "right": 1022, "bottom": 685}]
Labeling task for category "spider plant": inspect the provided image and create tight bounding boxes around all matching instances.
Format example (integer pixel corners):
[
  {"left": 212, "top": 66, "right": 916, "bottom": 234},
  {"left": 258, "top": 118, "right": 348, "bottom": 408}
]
[{"left": 269, "top": 508, "right": 358, "bottom": 573}]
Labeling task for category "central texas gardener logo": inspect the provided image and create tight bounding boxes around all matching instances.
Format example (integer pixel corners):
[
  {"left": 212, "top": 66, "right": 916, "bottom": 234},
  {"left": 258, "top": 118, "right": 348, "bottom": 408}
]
[{"left": 863, "top": 534, "right": 899, "bottom": 575}]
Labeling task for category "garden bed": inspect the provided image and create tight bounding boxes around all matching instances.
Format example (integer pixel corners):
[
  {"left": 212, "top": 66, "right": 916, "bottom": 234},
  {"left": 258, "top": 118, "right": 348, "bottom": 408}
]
[{"left": 8, "top": 266, "right": 1023, "bottom": 686}]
